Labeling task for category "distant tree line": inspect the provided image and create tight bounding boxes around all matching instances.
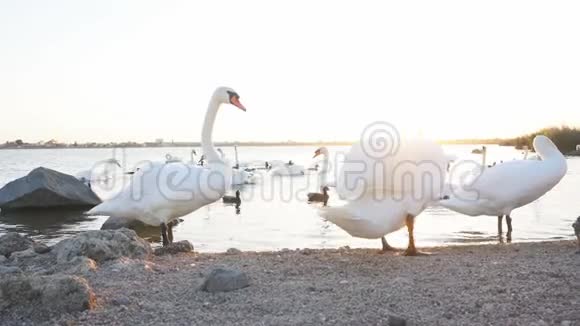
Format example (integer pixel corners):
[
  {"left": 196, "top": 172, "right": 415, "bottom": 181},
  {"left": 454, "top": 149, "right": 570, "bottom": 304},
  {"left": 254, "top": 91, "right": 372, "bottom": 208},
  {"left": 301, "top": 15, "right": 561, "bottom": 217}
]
[{"left": 499, "top": 126, "right": 580, "bottom": 153}]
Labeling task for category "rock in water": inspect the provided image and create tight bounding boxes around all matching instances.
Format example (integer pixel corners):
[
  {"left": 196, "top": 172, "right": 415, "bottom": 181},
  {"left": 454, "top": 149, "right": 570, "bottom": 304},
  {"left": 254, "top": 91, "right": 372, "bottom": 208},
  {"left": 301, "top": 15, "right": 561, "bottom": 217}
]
[
  {"left": 154, "top": 240, "right": 194, "bottom": 256},
  {"left": 0, "top": 167, "right": 101, "bottom": 210},
  {"left": 53, "top": 228, "right": 152, "bottom": 263},
  {"left": 0, "top": 232, "right": 34, "bottom": 257},
  {"left": 100, "top": 216, "right": 148, "bottom": 230},
  {"left": 200, "top": 268, "right": 250, "bottom": 293},
  {"left": 0, "top": 275, "right": 96, "bottom": 315}
]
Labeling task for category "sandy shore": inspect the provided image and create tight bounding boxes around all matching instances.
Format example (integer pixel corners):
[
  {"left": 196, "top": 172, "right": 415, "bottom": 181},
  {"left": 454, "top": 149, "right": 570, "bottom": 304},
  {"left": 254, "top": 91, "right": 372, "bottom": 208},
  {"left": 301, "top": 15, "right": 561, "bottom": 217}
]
[{"left": 4, "top": 241, "right": 580, "bottom": 326}]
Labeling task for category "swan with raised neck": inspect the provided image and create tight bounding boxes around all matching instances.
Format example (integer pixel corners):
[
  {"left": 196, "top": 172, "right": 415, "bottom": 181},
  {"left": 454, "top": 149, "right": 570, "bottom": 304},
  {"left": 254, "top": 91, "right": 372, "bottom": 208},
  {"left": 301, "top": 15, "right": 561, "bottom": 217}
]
[{"left": 201, "top": 87, "right": 246, "bottom": 164}]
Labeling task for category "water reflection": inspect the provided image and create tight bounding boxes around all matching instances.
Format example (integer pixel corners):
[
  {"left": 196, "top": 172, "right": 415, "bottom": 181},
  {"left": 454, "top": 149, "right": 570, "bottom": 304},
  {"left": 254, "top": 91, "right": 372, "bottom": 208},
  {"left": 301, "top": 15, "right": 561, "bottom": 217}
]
[{"left": 0, "top": 208, "right": 96, "bottom": 243}]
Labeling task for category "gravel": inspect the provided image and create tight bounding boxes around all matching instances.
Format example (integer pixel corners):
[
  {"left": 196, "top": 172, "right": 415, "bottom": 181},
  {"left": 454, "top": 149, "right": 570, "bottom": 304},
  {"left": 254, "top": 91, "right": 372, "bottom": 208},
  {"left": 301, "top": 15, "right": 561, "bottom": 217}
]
[{"left": 1, "top": 241, "right": 578, "bottom": 326}]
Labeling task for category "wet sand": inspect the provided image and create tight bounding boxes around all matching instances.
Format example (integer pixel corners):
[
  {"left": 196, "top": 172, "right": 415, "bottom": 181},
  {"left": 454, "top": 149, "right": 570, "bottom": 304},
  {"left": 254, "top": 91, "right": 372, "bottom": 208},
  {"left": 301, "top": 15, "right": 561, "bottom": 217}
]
[{"left": 6, "top": 241, "right": 580, "bottom": 326}]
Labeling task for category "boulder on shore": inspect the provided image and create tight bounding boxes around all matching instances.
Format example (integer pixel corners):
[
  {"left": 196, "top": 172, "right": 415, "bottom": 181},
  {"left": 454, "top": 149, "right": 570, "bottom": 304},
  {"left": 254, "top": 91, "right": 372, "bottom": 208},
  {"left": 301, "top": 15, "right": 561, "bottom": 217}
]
[
  {"left": 0, "top": 167, "right": 101, "bottom": 210},
  {"left": 53, "top": 228, "right": 152, "bottom": 263},
  {"left": 0, "top": 232, "right": 34, "bottom": 257},
  {"left": 0, "top": 274, "right": 96, "bottom": 315}
]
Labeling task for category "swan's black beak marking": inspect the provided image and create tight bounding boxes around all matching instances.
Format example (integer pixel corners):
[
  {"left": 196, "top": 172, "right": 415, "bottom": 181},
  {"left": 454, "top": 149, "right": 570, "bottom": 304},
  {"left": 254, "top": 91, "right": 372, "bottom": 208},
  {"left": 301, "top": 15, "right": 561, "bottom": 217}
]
[{"left": 227, "top": 91, "right": 246, "bottom": 111}]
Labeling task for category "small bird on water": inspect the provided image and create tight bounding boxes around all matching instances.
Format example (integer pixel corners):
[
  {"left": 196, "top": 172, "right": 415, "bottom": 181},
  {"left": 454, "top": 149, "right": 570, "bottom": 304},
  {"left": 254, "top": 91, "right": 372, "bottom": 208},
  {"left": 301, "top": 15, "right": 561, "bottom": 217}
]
[{"left": 223, "top": 190, "right": 241, "bottom": 206}]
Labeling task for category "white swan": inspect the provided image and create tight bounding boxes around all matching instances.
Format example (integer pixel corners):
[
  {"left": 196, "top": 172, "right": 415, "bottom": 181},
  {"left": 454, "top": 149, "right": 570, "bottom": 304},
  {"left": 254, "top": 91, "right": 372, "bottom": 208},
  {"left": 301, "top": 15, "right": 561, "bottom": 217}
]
[
  {"left": 75, "top": 158, "right": 121, "bottom": 186},
  {"left": 165, "top": 153, "right": 182, "bottom": 163},
  {"left": 269, "top": 160, "right": 305, "bottom": 176},
  {"left": 87, "top": 87, "right": 246, "bottom": 246},
  {"left": 189, "top": 149, "right": 198, "bottom": 164},
  {"left": 313, "top": 147, "right": 330, "bottom": 189},
  {"left": 318, "top": 135, "right": 447, "bottom": 255},
  {"left": 522, "top": 146, "right": 541, "bottom": 161},
  {"left": 216, "top": 148, "right": 257, "bottom": 185},
  {"left": 440, "top": 135, "right": 566, "bottom": 240}
]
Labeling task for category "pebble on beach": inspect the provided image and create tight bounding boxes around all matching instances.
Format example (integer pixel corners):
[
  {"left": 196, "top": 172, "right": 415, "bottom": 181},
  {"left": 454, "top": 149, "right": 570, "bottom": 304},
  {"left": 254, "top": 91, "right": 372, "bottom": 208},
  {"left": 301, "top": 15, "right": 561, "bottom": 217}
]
[{"left": 154, "top": 240, "right": 194, "bottom": 256}]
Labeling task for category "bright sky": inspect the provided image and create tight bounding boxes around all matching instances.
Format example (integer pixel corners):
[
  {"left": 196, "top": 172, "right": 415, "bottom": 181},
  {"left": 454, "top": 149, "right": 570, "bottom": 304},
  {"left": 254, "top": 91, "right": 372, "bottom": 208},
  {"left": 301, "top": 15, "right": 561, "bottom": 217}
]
[{"left": 1, "top": 1, "right": 579, "bottom": 143}]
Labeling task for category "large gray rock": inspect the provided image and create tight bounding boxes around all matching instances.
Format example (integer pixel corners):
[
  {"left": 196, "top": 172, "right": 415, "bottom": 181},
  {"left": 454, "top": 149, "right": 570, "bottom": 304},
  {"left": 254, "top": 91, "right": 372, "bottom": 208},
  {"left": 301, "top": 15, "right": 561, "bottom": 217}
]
[
  {"left": 0, "top": 265, "right": 22, "bottom": 274},
  {"left": 54, "top": 256, "right": 97, "bottom": 275},
  {"left": 200, "top": 268, "right": 250, "bottom": 293},
  {"left": 0, "top": 232, "right": 34, "bottom": 257},
  {"left": 0, "top": 167, "right": 101, "bottom": 210},
  {"left": 0, "top": 274, "right": 96, "bottom": 314},
  {"left": 53, "top": 228, "right": 152, "bottom": 263}
]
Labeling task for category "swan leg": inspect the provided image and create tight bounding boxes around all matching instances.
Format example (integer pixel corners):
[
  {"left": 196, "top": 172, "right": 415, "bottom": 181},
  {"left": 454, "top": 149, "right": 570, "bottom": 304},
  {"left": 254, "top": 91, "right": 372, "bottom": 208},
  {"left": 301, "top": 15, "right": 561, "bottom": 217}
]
[
  {"left": 167, "top": 222, "right": 174, "bottom": 244},
  {"left": 160, "top": 223, "right": 169, "bottom": 246},
  {"left": 505, "top": 215, "right": 513, "bottom": 242},
  {"left": 403, "top": 215, "right": 427, "bottom": 256},
  {"left": 378, "top": 236, "right": 396, "bottom": 253}
]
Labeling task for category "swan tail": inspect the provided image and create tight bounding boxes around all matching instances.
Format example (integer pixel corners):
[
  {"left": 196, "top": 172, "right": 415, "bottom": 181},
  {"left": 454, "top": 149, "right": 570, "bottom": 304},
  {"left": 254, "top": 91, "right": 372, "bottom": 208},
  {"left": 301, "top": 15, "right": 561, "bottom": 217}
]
[
  {"left": 86, "top": 199, "right": 122, "bottom": 216},
  {"left": 438, "top": 197, "right": 482, "bottom": 216},
  {"left": 318, "top": 206, "right": 385, "bottom": 239}
]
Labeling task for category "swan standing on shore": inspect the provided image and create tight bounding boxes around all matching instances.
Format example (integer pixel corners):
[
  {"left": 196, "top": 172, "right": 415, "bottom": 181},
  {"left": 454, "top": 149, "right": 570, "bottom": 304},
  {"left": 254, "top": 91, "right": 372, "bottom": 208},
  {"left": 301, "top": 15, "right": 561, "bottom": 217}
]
[
  {"left": 88, "top": 87, "right": 246, "bottom": 246},
  {"left": 318, "top": 133, "right": 448, "bottom": 256},
  {"left": 440, "top": 136, "right": 567, "bottom": 241}
]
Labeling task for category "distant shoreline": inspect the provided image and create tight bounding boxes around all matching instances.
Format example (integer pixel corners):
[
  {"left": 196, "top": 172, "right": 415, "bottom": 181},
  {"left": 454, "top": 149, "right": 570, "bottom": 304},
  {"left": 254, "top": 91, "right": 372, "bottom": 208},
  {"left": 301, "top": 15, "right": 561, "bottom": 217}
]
[{"left": 0, "top": 140, "right": 502, "bottom": 150}]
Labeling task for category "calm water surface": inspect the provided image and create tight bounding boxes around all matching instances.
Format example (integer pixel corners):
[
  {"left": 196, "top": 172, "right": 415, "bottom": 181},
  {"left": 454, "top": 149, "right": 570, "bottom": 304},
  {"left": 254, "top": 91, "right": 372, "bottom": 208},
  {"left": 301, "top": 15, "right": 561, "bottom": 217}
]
[{"left": 0, "top": 145, "right": 577, "bottom": 252}]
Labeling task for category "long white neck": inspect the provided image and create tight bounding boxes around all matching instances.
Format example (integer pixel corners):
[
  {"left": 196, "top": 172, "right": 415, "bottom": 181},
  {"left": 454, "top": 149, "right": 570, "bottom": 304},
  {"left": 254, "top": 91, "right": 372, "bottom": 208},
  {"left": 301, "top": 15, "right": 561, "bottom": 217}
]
[{"left": 201, "top": 95, "right": 222, "bottom": 162}]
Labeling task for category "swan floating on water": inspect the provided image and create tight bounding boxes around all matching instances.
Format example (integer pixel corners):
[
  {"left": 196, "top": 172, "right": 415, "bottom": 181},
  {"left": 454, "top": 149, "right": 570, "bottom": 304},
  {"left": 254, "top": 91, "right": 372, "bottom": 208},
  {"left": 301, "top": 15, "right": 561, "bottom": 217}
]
[
  {"left": 87, "top": 87, "right": 246, "bottom": 246},
  {"left": 318, "top": 133, "right": 448, "bottom": 256},
  {"left": 269, "top": 160, "right": 305, "bottom": 176},
  {"left": 75, "top": 158, "right": 121, "bottom": 186},
  {"left": 165, "top": 153, "right": 182, "bottom": 163},
  {"left": 440, "top": 135, "right": 567, "bottom": 241},
  {"left": 216, "top": 148, "right": 257, "bottom": 185}
]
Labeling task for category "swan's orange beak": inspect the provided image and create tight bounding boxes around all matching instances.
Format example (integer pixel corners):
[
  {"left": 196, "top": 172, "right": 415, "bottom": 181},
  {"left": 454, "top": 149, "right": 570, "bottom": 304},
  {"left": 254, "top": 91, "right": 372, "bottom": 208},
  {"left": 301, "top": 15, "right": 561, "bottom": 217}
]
[
  {"left": 231, "top": 96, "right": 246, "bottom": 111},
  {"left": 313, "top": 150, "right": 321, "bottom": 158}
]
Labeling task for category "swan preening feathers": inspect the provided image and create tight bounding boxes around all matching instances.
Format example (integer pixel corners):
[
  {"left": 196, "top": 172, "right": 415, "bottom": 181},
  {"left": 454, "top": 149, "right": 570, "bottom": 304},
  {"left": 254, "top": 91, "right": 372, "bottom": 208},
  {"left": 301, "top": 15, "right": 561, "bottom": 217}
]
[
  {"left": 440, "top": 135, "right": 567, "bottom": 240},
  {"left": 318, "top": 135, "right": 448, "bottom": 255},
  {"left": 88, "top": 87, "right": 246, "bottom": 246}
]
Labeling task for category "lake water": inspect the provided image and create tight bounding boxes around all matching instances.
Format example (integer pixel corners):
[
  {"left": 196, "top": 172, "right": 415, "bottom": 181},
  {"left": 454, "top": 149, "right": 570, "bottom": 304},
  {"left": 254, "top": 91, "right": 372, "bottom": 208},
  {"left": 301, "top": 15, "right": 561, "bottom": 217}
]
[{"left": 0, "top": 145, "right": 577, "bottom": 252}]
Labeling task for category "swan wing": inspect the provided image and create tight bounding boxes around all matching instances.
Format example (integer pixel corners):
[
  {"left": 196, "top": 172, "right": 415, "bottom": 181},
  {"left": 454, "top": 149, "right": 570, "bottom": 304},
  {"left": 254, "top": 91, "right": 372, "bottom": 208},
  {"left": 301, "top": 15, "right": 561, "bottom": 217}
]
[
  {"left": 318, "top": 196, "right": 408, "bottom": 239},
  {"left": 441, "top": 158, "right": 566, "bottom": 216},
  {"left": 88, "top": 162, "right": 227, "bottom": 224},
  {"left": 336, "top": 136, "right": 447, "bottom": 202}
]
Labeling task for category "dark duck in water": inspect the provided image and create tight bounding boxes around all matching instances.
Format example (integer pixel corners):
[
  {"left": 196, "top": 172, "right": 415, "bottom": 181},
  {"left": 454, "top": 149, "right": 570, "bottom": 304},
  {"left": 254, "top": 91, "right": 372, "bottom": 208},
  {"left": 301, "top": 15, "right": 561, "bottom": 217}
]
[
  {"left": 307, "top": 186, "right": 329, "bottom": 206},
  {"left": 223, "top": 190, "right": 241, "bottom": 205}
]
